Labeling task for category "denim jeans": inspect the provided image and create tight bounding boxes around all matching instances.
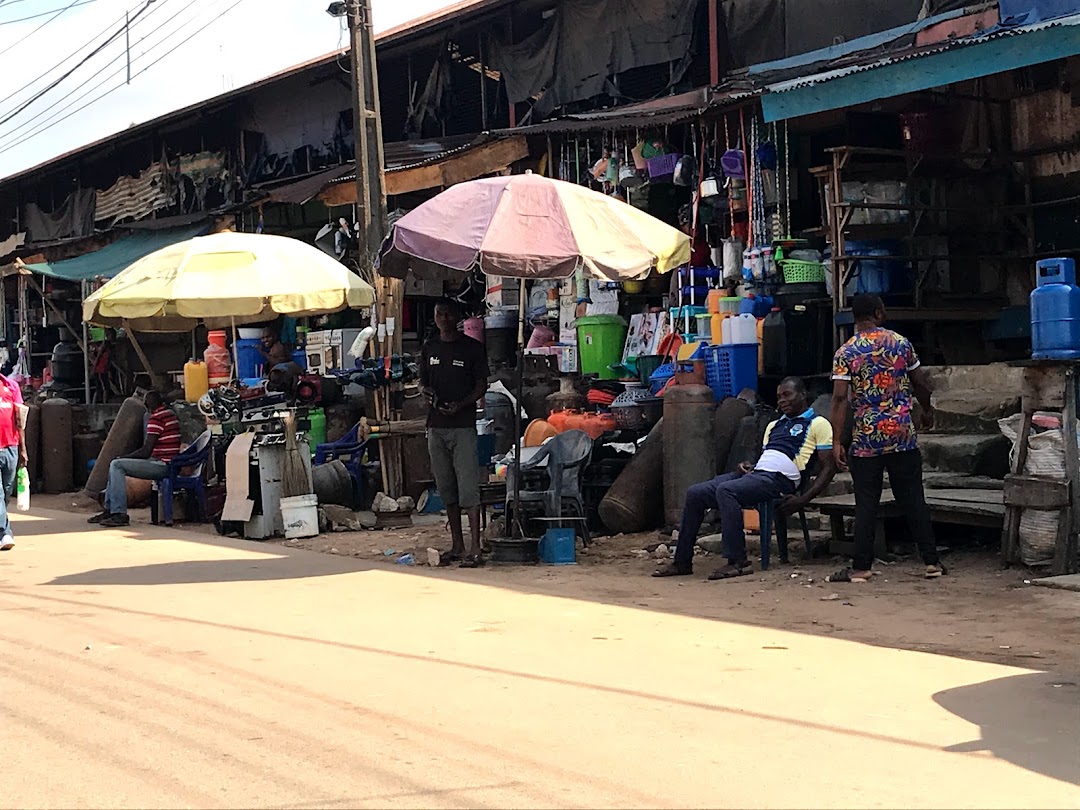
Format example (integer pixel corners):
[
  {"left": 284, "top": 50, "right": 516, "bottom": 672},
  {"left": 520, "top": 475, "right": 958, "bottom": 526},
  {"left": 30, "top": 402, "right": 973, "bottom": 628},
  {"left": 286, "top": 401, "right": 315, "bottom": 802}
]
[
  {"left": 0, "top": 445, "right": 18, "bottom": 537},
  {"left": 104, "top": 458, "right": 167, "bottom": 516}
]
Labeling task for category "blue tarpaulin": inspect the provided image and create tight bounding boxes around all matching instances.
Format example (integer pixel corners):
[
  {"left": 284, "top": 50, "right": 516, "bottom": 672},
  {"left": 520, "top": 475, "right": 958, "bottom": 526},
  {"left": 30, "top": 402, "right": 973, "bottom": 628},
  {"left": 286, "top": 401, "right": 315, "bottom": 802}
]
[
  {"left": 762, "top": 16, "right": 1080, "bottom": 122},
  {"left": 24, "top": 224, "right": 207, "bottom": 281},
  {"left": 1000, "top": 0, "right": 1080, "bottom": 26}
]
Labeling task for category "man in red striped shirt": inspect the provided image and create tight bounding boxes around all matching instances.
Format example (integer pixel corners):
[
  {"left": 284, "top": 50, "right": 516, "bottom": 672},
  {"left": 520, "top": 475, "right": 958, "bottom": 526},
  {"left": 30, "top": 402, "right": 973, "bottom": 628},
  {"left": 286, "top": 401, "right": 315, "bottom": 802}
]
[{"left": 91, "top": 391, "right": 181, "bottom": 529}]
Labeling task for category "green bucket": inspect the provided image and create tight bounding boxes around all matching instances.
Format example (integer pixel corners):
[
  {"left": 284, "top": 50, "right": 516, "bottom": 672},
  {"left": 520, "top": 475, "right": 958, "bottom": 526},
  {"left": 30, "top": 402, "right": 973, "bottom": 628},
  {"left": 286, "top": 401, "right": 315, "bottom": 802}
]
[{"left": 576, "top": 315, "right": 627, "bottom": 380}]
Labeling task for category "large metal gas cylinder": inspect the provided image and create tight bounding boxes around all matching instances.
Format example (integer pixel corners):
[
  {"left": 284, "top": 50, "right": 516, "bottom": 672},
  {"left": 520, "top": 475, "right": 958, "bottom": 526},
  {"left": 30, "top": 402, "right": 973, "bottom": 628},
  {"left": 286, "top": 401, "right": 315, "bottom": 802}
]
[
  {"left": 663, "top": 384, "right": 716, "bottom": 526},
  {"left": 82, "top": 396, "right": 146, "bottom": 498},
  {"left": 598, "top": 418, "right": 664, "bottom": 534},
  {"left": 41, "top": 398, "right": 74, "bottom": 493}
]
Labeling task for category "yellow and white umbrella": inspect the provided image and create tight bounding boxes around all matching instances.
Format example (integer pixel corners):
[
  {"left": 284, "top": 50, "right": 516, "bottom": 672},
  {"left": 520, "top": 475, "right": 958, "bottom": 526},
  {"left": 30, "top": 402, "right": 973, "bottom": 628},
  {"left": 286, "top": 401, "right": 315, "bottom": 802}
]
[{"left": 83, "top": 231, "right": 376, "bottom": 331}]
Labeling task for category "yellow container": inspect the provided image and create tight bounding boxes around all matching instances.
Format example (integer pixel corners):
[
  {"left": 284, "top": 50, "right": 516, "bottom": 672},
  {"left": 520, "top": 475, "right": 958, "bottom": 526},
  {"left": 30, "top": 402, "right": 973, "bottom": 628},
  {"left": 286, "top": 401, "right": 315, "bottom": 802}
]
[
  {"left": 706, "top": 289, "right": 723, "bottom": 314},
  {"left": 710, "top": 312, "right": 731, "bottom": 345},
  {"left": 756, "top": 317, "right": 765, "bottom": 375},
  {"left": 184, "top": 359, "right": 209, "bottom": 402}
]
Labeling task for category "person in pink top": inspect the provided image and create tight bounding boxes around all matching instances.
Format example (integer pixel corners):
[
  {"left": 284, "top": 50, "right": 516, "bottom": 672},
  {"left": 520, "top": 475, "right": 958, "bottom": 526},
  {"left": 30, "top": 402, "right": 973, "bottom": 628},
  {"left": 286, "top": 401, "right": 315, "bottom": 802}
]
[{"left": 0, "top": 374, "right": 27, "bottom": 551}]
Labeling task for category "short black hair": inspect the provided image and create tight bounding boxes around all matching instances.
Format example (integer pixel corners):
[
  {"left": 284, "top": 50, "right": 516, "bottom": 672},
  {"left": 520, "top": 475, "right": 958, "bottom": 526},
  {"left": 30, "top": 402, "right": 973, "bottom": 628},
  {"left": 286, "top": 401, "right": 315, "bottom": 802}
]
[
  {"left": 144, "top": 390, "right": 164, "bottom": 410},
  {"left": 434, "top": 298, "right": 462, "bottom": 315},
  {"left": 851, "top": 294, "right": 885, "bottom": 321},
  {"left": 778, "top": 376, "right": 808, "bottom": 397}
]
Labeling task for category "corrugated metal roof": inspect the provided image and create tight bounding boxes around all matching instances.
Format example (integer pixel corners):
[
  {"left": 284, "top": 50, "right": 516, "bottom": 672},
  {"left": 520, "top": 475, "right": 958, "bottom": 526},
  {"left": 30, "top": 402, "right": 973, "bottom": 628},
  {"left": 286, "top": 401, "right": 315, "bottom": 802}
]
[
  {"left": 766, "top": 13, "right": 1080, "bottom": 94},
  {"left": 326, "top": 134, "right": 501, "bottom": 186},
  {"left": 496, "top": 85, "right": 758, "bottom": 135}
]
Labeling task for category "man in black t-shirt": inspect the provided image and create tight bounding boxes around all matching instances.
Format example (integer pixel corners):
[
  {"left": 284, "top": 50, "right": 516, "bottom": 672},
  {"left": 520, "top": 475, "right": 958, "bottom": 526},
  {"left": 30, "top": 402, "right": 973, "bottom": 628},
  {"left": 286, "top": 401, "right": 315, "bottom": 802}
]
[{"left": 420, "top": 299, "right": 489, "bottom": 568}]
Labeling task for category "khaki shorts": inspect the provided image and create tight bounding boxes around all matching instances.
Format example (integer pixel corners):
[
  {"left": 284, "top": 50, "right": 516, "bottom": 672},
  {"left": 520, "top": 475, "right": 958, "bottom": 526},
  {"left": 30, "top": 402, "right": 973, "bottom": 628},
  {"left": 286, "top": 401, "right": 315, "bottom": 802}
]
[{"left": 428, "top": 427, "right": 480, "bottom": 509}]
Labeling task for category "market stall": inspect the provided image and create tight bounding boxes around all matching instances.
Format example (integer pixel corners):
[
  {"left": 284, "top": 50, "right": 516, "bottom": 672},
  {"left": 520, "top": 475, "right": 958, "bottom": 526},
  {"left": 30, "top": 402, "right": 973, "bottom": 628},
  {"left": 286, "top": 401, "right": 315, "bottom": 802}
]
[{"left": 83, "top": 231, "right": 378, "bottom": 540}]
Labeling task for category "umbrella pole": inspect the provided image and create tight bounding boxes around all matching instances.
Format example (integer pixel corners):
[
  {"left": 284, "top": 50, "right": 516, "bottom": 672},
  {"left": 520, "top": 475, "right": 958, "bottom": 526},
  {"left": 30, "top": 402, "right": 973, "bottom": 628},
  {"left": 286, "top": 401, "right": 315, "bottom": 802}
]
[
  {"left": 81, "top": 281, "right": 91, "bottom": 405},
  {"left": 511, "top": 279, "right": 526, "bottom": 540},
  {"left": 230, "top": 317, "right": 240, "bottom": 382}
]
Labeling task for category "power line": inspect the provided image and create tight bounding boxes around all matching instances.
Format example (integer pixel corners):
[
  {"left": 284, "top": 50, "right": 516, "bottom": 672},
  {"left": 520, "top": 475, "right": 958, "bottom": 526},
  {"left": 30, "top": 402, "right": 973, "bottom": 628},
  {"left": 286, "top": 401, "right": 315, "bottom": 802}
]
[
  {"left": 0, "top": 0, "right": 248, "bottom": 157},
  {"left": 0, "top": 0, "right": 204, "bottom": 146},
  {"left": 0, "top": 0, "right": 97, "bottom": 25},
  {"left": 0, "top": 0, "right": 170, "bottom": 115},
  {"left": 0, "top": 0, "right": 168, "bottom": 131},
  {"left": 1, "top": 0, "right": 89, "bottom": 55}
]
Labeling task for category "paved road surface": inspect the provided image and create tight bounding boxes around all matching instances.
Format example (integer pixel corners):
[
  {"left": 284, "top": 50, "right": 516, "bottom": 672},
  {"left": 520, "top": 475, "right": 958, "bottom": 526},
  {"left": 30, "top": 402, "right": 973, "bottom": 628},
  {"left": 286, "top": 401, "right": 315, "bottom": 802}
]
[{"left": 1, "top": 508, "right": 1078, "bottom": 808}]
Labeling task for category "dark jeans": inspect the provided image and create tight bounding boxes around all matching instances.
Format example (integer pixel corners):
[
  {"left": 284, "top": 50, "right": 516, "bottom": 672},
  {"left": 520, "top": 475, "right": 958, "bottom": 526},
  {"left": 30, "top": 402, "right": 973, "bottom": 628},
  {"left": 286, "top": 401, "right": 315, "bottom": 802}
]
[
  {"left": 849, "top": 449, "right": 939, "bottom": 571},
  {"left": 674, "top": 471, "right": 795, "bottom": 566}
]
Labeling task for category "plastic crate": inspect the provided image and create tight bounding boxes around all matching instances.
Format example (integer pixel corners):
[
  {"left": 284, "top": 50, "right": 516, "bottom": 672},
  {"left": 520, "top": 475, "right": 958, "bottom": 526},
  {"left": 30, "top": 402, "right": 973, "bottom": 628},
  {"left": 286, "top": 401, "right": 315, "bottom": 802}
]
[
  {"left": 779, "top": 259, "right": 825, "bottom": 284},
  {"left": 647, "top": 153, "right": 681, "bottom": 180},
  {"left": 649, "top": 362, "right": 676, "bottom": 394},
  {"left": 699, "top": 343, "right": 759, "bottom": 400}
]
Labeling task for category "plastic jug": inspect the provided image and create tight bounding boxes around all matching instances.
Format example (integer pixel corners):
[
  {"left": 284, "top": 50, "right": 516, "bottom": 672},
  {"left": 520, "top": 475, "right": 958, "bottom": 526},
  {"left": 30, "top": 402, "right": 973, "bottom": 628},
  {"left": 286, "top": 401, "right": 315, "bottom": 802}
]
[
  {"left": 728, "top": 313, "right": 758, "bottom": 344},
  {"left": 204, "top": 330, "right": 232, "bottom": 385},
  {"left": 706, "top": 289, "right": 723, "bottom": 314},
  {"left": 710, "top": 313, "right": 730, "bottom": 345},
  {"left": 183, "top": 359, "right": 209, "bottom": 402}
]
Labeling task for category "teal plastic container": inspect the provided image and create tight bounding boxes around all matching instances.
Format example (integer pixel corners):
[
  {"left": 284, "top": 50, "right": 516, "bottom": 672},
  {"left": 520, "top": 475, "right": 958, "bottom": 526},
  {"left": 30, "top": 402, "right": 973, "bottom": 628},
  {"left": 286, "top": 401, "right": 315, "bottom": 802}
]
[{"left": 576, "top": 315, "right": 627, "bottom": 380}]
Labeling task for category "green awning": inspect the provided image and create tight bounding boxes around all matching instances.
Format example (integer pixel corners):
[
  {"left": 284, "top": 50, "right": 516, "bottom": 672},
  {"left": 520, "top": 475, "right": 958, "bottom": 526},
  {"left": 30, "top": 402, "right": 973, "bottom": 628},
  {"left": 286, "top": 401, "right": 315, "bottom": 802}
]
[
  {"left": 24, "top": 224, "right": 207, "bottom": 281},
  {"left": 762, "top": 16, "right": 1080, "bottom": 122}
]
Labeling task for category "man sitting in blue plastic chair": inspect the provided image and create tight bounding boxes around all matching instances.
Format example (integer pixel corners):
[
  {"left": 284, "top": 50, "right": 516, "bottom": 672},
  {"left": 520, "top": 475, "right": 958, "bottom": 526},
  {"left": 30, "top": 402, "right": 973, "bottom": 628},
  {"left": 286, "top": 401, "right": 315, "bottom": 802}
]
[{"left": 653, "top": 377, "right": 836, "bottom": 580}]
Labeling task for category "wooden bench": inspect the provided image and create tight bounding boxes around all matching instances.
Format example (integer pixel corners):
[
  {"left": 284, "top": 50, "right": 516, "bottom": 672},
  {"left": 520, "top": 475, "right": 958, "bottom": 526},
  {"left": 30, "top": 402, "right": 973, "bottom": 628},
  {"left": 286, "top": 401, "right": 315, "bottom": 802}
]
[{"left": 814, "top": 487, "right": 1005, "bottom": 558}]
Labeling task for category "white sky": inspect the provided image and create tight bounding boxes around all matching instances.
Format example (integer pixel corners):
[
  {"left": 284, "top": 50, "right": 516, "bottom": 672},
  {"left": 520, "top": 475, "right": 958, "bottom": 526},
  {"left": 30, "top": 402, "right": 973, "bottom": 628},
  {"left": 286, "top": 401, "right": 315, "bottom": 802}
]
[{"left": 0, "top": 0, "right": 455, "bottom": 180}]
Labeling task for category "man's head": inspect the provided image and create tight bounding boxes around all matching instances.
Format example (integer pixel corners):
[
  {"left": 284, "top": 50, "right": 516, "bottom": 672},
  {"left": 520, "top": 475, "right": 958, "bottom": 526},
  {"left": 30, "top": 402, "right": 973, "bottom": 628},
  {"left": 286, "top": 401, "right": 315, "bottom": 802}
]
[
  {"left": 261, "top": 327, "right": 279, "bottom": 349},
  {"left": 776, "top": 376, "right": 809, "bottom": 417},
  {"left": 851, "top": 294, "right": 886, "bottom": 327},
  {"left": 434, "top": 299, "right": 462, "bottom": 336},
  {"left": 144, "top": 390, "right": 164, "bottom": 412}
]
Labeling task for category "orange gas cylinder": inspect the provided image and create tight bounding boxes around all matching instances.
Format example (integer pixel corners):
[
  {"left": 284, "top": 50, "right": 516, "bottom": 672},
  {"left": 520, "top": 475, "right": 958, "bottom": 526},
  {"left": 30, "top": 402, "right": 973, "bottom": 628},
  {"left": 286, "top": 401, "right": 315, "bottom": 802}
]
[
  {"left": 547, "top": 410, "right": 573, "bottom": 432},
  {"left": 563, "top": 411, "right": 587, "bottom": 432},
  {"left": 582, "top": 412, "right": 617, "bottom": 438}
]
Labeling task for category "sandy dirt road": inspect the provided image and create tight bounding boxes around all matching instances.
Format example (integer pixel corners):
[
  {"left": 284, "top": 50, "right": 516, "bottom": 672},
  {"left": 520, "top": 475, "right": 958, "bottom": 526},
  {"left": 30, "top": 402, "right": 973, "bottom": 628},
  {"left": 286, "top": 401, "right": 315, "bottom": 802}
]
[{"left": 1, "top": 507, "right": 1078, "bottom": 808}]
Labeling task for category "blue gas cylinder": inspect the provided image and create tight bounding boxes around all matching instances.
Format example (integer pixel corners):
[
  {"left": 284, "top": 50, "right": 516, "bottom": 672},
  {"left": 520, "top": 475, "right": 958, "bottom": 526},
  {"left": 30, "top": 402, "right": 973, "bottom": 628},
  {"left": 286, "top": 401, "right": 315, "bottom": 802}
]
[{"left": 1031, "top": 258, "right": 1080, "bottom": 360}]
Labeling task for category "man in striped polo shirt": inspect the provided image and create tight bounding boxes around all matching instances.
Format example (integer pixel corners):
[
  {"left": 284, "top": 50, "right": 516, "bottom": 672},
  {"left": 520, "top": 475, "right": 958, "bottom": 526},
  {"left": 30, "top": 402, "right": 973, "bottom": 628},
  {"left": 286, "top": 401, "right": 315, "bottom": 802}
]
[
  {"left": 654, "top": 377, "right": 836, "bottom": 580},
  {"left": 91, "top": 391, "right": 181, "bottom": 529}
]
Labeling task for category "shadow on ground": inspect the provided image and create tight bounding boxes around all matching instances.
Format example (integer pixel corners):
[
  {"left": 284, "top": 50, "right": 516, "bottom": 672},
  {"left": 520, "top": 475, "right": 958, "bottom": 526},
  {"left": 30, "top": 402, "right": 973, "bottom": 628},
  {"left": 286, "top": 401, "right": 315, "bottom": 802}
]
[{"left": 934, "top": 673, "right": 1080, "bottom": 786}]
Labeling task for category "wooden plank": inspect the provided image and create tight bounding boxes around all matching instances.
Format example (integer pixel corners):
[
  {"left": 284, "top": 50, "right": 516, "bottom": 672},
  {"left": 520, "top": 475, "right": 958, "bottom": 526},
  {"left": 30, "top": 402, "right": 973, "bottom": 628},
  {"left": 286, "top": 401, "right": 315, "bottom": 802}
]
[
  {"left": 1056, "top": 369, "right": 1080, "bottom": 574},
  {"left": 385, "top": 163, "right": 444, "bottom": 196},
  {"left": 1003, "top": 475, "right": 1070, "bottom": 509},
  {"left": 924, "top": 489, "right": 1005, "bottom": 505},
  {"left": 1022, "top": 366, "right": 1067, "bottom": 411}
]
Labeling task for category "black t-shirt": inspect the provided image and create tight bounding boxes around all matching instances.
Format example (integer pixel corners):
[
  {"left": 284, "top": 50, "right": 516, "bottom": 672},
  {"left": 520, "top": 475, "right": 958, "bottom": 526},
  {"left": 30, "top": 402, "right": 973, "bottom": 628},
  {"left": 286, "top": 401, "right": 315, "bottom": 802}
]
[{"left": 420, "top": 334, "right": 489, "bottom": 429}]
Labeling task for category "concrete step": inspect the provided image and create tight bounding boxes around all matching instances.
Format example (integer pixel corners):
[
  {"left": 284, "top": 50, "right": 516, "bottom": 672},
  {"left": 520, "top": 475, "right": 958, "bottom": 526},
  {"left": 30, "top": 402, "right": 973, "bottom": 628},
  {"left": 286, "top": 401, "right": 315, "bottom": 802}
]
[
  {"left": 917, "top": 432, "right": 1010, "bottom": 478},
  {"left": 932, "top": 389, "right": 1020, "bottom": 435}
]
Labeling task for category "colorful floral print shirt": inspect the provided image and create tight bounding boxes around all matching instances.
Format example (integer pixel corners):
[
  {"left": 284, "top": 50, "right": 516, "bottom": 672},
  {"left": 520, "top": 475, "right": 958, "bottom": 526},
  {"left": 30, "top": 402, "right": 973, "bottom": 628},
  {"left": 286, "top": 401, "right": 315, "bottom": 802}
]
[{"left": 832, "top": 327, "right": 921, "bottom": 457}]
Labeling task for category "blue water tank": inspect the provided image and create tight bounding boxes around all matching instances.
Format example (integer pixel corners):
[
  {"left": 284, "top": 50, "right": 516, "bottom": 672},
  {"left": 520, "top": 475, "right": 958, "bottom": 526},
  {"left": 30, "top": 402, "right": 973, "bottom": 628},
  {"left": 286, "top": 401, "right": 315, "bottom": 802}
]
[
  {"left": 235, "top": 338, "right": 263, "bottom": 379},
  {"left": 1031, "top": 258, "right": 1080, "bottom": 359}
]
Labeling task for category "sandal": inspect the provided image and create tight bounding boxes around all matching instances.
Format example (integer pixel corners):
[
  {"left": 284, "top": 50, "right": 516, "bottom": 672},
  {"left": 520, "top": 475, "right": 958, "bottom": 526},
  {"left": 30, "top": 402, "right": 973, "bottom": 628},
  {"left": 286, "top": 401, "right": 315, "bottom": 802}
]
[
  {"left": 707, "top": 561, "right": 753, "bottom": 580},
  {"left": 826, "top": 568, "right": 871, "bottom": 583},
  {"left": 652, "top": 563, "right": 693, "bottom": 578},
  {"left": 437, "top": 551, "right": 463, "bottom": 567},
  {"left": 459, "top": 554, "right": 485, "bottom": 569},
  {"left": 925, "top": 564, "right": 948, "bottom": 579}
]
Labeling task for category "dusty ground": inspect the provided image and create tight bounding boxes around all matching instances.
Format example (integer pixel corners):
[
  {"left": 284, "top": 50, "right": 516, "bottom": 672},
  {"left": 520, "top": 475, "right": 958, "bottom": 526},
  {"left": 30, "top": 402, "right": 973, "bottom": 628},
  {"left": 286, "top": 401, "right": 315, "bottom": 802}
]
[{"left": 46, "top": 491, "right": 1080, "bottom": 676}]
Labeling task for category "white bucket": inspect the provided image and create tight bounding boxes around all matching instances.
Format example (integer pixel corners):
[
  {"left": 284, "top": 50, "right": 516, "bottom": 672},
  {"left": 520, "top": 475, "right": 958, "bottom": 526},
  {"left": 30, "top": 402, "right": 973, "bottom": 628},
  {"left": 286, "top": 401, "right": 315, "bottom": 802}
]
[{"left": 281, "top": 493, "right": 319, "bottom": 539}]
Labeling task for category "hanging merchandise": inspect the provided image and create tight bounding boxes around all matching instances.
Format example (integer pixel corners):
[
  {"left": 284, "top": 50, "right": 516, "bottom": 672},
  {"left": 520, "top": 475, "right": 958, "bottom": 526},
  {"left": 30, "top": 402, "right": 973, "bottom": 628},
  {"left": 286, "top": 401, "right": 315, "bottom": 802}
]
[
  {"left": 722, "top": 238, "right": 744, "bottom": 282},
  {"left": 605, "top": 148, "right": 622, "bottom": 184},
  {"left": 591, "top": 150, "right": 611, "bottom": 181},
  {"left": 673, "top": 154, "right": 695, "bottom": 187},
  {"left": 721, "top": 149, "right": 746, "bottom": 179},
  {"left": 631, "top": 137, "right": 648, "bottom": 170},
  {"left": 749, "top": 115, "right": 770, "bottom": 255}
]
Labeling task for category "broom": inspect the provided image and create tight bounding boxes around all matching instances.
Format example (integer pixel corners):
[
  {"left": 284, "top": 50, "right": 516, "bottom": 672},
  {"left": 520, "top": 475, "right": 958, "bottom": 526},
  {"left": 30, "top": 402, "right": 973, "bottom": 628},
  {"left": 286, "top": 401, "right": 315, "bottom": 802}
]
[{"left": 281, "top": 412, "right": 311, "bottom": 498}]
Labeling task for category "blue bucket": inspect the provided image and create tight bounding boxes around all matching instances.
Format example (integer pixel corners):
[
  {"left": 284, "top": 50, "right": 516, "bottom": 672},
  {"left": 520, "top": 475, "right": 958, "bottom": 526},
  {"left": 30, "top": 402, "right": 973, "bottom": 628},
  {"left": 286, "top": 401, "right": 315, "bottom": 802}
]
[{"left": 539, "top": 528, "right": 577, "bottom": 565}]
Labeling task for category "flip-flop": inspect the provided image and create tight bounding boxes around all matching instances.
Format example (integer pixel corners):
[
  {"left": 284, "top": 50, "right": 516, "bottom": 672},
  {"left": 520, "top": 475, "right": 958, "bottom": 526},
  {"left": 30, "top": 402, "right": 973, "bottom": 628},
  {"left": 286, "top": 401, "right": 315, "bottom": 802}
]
[
  {"left": 652, "top": 563, "right": 693, "bottom": 577},
  {"left": 707, "top": 562, "right": 753, "bottom": 580},
  {"left": 826, "top": 568, "right": 871, "bottom": 583}
]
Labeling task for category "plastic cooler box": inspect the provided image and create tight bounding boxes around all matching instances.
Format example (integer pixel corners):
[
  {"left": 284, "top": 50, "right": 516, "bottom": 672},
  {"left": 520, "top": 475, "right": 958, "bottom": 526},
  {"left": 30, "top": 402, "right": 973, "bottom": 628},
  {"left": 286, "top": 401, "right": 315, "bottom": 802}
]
[{"left": 696, "top": 343, "right": 758, "bottom": 400}]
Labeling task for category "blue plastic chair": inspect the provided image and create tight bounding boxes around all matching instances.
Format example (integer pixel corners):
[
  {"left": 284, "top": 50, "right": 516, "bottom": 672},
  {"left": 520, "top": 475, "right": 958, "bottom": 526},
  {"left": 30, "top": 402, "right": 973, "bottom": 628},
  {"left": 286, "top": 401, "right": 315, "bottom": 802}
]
[
  {"left": 151, "top": 430, "right": 213, "bottom": 527},
  {"left": 756, "top": 465, "right": 816, "bottom": 571},
  {"left": 314, "top": 422, "right": 369, "bottom": 503}
]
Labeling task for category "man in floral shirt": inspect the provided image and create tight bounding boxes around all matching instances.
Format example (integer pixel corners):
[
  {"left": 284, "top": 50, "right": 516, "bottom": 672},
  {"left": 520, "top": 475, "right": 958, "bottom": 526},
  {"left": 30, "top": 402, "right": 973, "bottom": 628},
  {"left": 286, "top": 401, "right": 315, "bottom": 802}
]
[{"left": 829, "top": 294, "right": 945, "bottom": 582}]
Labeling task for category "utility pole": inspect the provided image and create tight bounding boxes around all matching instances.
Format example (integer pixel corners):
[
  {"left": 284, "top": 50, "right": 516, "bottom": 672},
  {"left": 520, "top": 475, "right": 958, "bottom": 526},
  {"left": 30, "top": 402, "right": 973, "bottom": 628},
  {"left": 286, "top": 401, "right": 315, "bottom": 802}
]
[{"left": 348, "top": 0, "right": 388, "bottom": 269}]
